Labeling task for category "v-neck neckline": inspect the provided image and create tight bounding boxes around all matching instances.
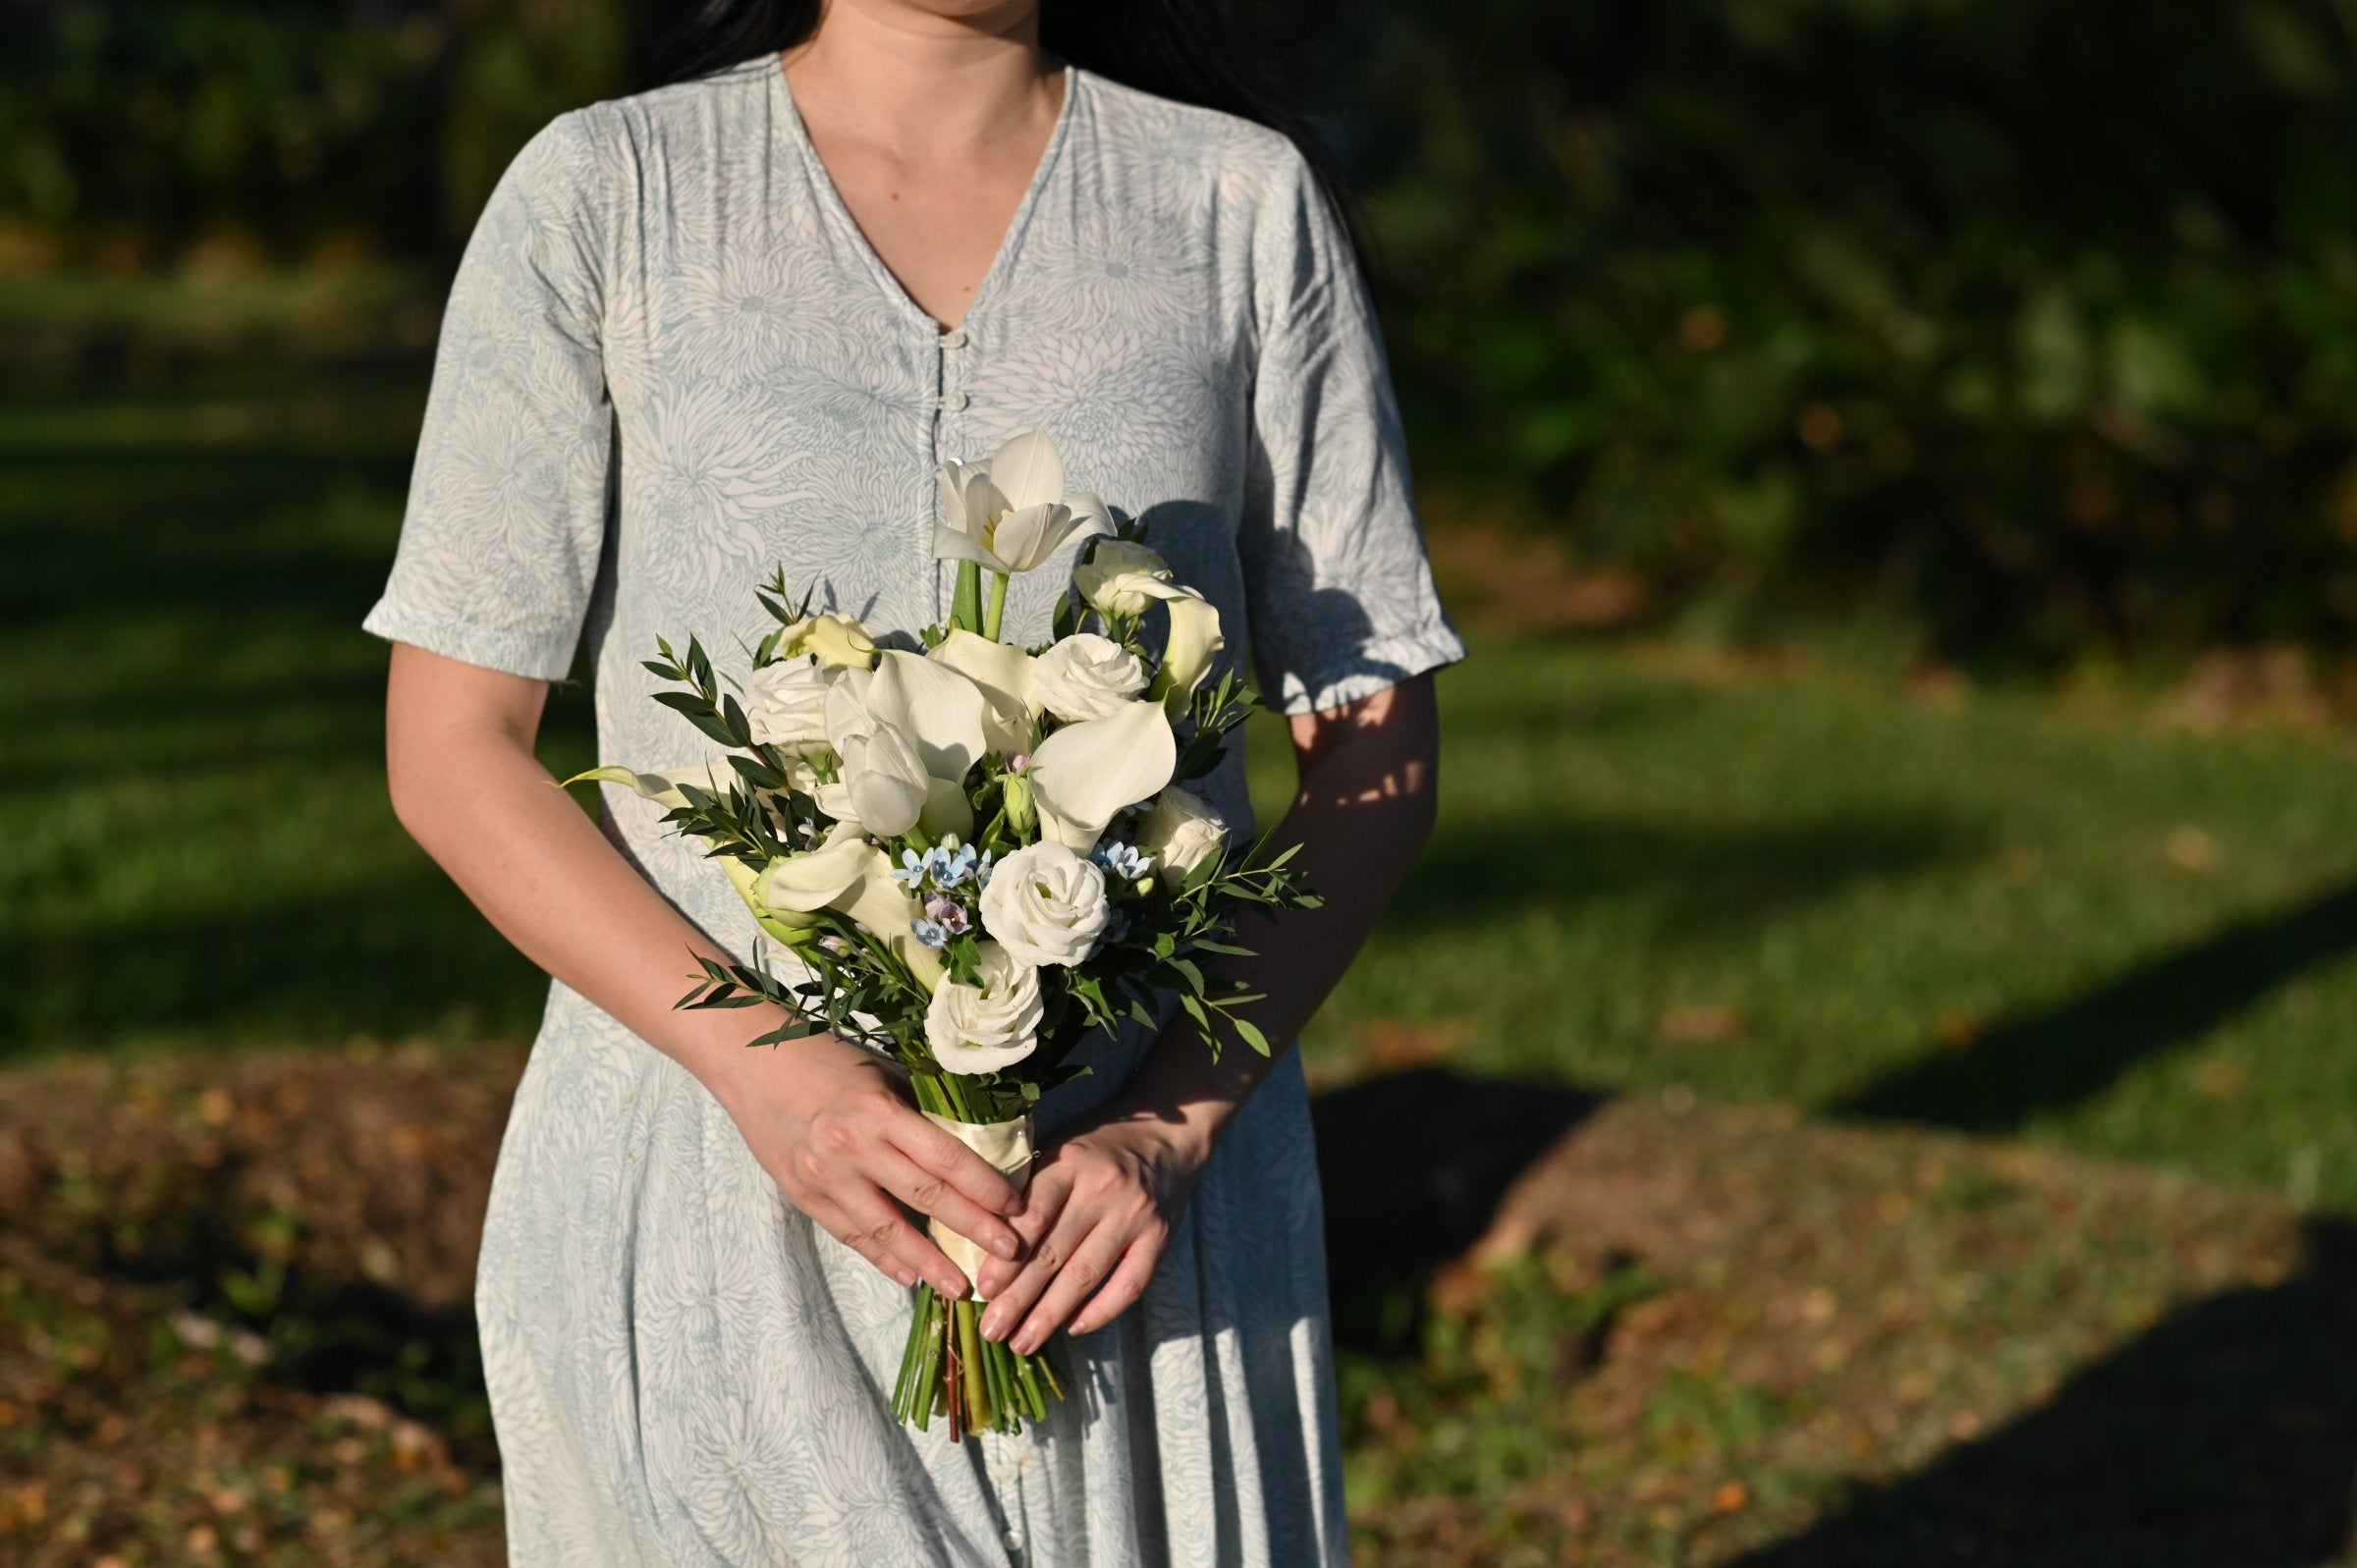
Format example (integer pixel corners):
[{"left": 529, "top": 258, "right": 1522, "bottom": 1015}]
[{"left": 770, "top": 50, "right": 1080, "bottom": 339}]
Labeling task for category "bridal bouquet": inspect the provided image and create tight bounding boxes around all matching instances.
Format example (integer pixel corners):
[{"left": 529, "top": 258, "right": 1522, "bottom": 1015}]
[{"left": 569, "top": 430, "right": 1317, "bottom": 1440}]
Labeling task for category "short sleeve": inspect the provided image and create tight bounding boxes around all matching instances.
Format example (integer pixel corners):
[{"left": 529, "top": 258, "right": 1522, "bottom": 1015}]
[
  {"left": 360, "top": 108, "right": 616, "bottom": 680},
  {"left": 1236, "top": 146, "right": 1468, "bottom": 716}
]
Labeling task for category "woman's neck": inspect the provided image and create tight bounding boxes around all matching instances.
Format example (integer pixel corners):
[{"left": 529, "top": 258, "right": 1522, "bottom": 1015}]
[{"left": 784, "top": 1, "right": 1058, "bottom": 162}]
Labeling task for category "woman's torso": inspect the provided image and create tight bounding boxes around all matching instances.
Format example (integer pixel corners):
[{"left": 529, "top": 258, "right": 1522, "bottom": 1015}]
[{"left": 557, "top": 54, "right": 1303, "bottom": 1107}]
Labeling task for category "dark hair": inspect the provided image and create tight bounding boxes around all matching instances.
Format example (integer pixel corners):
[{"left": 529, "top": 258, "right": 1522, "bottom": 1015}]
[{"left": 635, "top": 1, "right": 1358, "bottom": 250}]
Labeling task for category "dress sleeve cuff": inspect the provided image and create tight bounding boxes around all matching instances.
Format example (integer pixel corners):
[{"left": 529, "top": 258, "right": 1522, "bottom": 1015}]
[
  {"left": 1272, "top": 620, "right": 1469, "bottom": 717},
  {"left": 361, "top": 596, "right": 583, "bottom": 682}
]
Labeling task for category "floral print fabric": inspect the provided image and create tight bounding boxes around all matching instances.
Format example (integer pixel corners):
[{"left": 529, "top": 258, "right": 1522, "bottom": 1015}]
[{"left": 361, "top": 50, "right": 1465, "bottom": 1568}]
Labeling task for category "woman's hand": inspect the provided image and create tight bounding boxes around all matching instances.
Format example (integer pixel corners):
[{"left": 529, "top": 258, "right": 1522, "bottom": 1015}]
[
  {"left": 972, "top": 1107, "right": 1211, "bottom": 1353},
  {"left": 709, "top": 1033, "right": 1029, "bottom": 1300}
]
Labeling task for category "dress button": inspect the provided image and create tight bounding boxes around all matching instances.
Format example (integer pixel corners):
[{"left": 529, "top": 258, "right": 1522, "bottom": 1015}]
[
  {"left": 1003, "top": 1527, "right": 1023, "bottom": 1553},
  {"left": 941, "top": 392, "right": 970, "bottom": 412},
  {"left": 941, "top": 327, "right": 969, "bottom": 350}
]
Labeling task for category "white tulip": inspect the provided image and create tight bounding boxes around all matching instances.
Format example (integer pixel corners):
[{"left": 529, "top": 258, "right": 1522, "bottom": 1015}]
[
  {"left": 1025, "top": 698, "right": 1178, "bottom": 853},
  {"left": 932, "top": 430, "right": 1113, "bottom": 575},
  {"left": 1136, "top": 786, "right": 1229, "bottom": 878},
  {"left": 925, "top": 942, "right": 1045, "bottom": 1075},
  {"left": 980, "top": 840, "right": 1112, "bottom": 968},
  {"left": 742, "top": 657, "right": 834, "bottom": 753},
  {"left": 1032, "top": 633, "right": 1148, "bottom": 723}
]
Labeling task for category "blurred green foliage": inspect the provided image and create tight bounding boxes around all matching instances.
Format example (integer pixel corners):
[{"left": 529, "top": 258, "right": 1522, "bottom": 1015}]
[
  {"left": 11, "top": 0, "right": 2357, "bottom": 658},
  {"left": 0, "top": 0, "right": 631, "bottom": 262},
  {"left": 1326, "top": 0, "right": 2357, "bottom": 661}
]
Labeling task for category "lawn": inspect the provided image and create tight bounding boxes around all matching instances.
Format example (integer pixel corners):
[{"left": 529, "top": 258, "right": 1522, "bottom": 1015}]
[
  {"left": 7, "top": 299, "right": 2357, "bottom": 1564},
  {"left": 9, "top": 344, "right": 2357, "bottom": 1206}
]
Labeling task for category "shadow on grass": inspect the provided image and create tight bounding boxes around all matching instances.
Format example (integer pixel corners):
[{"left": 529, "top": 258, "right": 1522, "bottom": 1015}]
[
  {"left": 0, "top": 871, "right": 557, "bottom": 1056},
  {"left": 1835, "top": 876, "right": 2357, "bottom": 1131},
  {"left": 1732, "top": 1217, "right": 2357, "bottom": 1567},
  {"left": 1310, "top": 1066, "right": 1607, "bottom": 1355},
  {"left": 1392, "top": 811, "right": 1982, "bottom": 941}
]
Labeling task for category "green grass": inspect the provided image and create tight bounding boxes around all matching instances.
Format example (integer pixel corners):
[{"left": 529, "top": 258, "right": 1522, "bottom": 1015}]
[
  {"left": 10, "top": 351, "right": 2357, "bottom": 1213},
  {"left": 1269, "top": 643, "right": 2357, "bottom": 1208}
]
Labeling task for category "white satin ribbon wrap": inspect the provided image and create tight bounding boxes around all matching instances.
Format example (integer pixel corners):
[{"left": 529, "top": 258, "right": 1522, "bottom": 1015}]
[{"left": 921, "top": 1109, "right": 1035, "bottom": 1293}]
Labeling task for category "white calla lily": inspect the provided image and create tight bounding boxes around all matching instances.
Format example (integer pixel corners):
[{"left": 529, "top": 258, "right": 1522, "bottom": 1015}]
[
  {"left": 1026, "top": 698, "right": 1178, "bottom": 852},
  {"left": 753, "top": 824, "right": 877, "bottom": 912},
  {"left": 561, "top": 761, "right": 734, "bottom": 811},
  {"left": 1149, "top": 588, "right": 1227, "bottom": 712},
  {"left": 839, "top": 722, "right": 928, "bottom": 838},
  {"left": 866, "top": 650, "right": 989, "bottom": 782},
  {"left": 928, "top": 629, "right": 1039, "bottom": 754},
  {"left": 751, "top": 824, "right": 945, "bottom": 991}
]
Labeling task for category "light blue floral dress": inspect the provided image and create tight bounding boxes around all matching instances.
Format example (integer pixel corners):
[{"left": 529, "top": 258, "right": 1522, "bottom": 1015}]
[{"left": 362, "top": 51, "right": 1465, "bottom": 1568}]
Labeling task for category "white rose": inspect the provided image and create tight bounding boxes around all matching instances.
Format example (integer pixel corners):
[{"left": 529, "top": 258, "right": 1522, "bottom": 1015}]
[
  {"left": 980, "top": 840, "right": 1111, "bottom": 967},
  {"left": 1031, "top": 633, "right": 1148, "bottom": 723},
  {"left": 743, "top": 657, "right": 834, "bottom": 752},
  {"left": 1136, "top": 786, "right": 1228, "bottom": 877},
  {"left": 1073, "top": 540, "right": 1175, "bottom": 617},
  {"left": 925, "top": 942, "right": 1045, "bottom": 1075}
]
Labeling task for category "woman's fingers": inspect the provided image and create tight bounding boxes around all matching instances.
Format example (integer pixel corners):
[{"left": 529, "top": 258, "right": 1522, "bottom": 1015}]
[
  {"left": 807, "top": 1181, "right": 969, "bottom": 1299},
  {"left": 1004, "top": 1215, "right": 1134, "bottom": 1355},
  {"left": 868, "top": 1146, "right": 1023, "bottom": 1265},
  {"left": 974, "top": 1165, "right": 1073, "bottom": 1301},
  {"left": 974, "top": 1181, "right": 1083, "bottom": 1338},
  {"left": 1068, "top": 1235, "right": 1162, "bottom": 1336},
  {"left": 889, "top": 1108, "right": 1026, "bottom": 1219}
]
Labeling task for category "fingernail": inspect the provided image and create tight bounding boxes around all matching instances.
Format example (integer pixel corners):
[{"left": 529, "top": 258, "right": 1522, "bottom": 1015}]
[
  {"left": 1014, "top": 1330, "right": 1042, "bottom": 1356},
  {"left": 937, "top": 1275, "right": 965, "bottom": 1299},
  {"left": 990, "top": 1235, "right": 1018, "bottom": 1261},
  {"left": 979, "top": 1309, "right": 1003, "bottom": 1341}
]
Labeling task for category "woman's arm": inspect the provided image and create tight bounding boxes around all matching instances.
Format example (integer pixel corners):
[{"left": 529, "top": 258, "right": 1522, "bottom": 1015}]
[
  {"left": 975, "top": 672, "right": 1443, "bottom": 1350},
  {"left": 384, "top": 641, "right": 1026, "bottom": 1299}
]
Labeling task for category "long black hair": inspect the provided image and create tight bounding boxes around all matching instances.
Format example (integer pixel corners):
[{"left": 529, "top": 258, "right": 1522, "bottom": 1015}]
[{"left": 634, "top": 1, "right": 1358, "bottom": 249}]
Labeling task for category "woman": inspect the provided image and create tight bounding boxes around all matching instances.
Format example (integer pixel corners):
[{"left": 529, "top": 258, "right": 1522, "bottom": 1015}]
[{"left": 366, "top": 1, "right": 1464, "bottom": 1562}]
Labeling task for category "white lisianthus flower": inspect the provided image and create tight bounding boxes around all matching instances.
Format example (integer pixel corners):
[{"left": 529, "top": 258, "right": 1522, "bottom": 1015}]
[
  {"left": 925, "top": 943, "right": 1045, "bottom": 1075},
  {"left": 1136, "top": 786, "right": 1229, "bottom": 877},
  {"left": 1073, "top": 540, "right": 1175, "bottom": 617},
  {"left": 933, "top": 430, "right": 1114, "bottom": 575},
  {"left": 742, "top": 657, "right": 834, "bottom": 752},
  {"left": 1031, "top": 633, "right": 1148, "bottom": 723},
  {"left": 980, "top": 840, "right": 1112, "bottom": 967}
]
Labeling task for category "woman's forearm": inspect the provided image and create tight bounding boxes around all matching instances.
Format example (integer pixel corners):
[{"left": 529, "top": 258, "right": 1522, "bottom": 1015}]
[
  {"left": 385, "top": 649, "right": 780, "bottom": 1105},
  {"left": 1111, "top": 675, "right": 1442, "bottom": 1152}
]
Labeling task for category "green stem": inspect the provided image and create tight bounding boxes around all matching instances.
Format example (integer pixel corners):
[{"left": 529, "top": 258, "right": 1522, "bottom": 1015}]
[
  {"left": 957, "top": 1298, "right": 991, "bottom": 1432},
  {"left": 893, "top": 1281, "right": 931, "bottom": 1419},
  {"left": 911, "top": 1290, "right": 944, "bottom": 1432},
  {"left": 982, "top": 571, "right": 1010, "bottom": 642}
]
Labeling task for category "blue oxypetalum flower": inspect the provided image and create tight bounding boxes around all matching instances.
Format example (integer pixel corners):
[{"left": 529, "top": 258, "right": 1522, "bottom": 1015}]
[
  {"left": 894, "top": 848, "right": 930, "bottom": 889},
  {"left": 935, "top": 840, "right": 980, "bottom": 889},
  {"left": 910, "top": 917, "right": 951, "bottom": 950},
  {"left": 1092, "top": 841, "right": 1152, "bottom": 881}
]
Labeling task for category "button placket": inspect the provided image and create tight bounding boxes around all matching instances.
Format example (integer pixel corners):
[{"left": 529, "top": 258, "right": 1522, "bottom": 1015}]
[{"left": 931, "top": 324, "right": 971, "bottom": 622}]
